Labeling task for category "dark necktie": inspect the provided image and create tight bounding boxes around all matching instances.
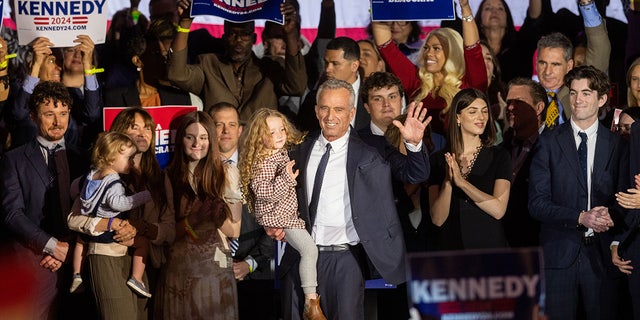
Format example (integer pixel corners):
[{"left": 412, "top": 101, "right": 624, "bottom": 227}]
[
  {"left": 545, "top": 92, "right": 559, "bottom": 128},
  {"left": 309, "top": 143, "right": 332, "bottom": 218},
  {"left": 578, "top": 132, "right": 588, "bottom": 186},
  {"left": 45, "top": 144, "right": 61, "bottom": 187}
]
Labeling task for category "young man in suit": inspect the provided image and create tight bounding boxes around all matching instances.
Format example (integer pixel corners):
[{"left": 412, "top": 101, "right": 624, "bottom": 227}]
[
  {"left": 297, "top": 37, "right": 370, "bottom": 132},
  {"left": 529, "top": 65, "right": 628, "bottom": 319},
  {"left": 1, "top": 81, "right": 89, "bottom": 319},
  {"left": 268, "top": 79, "right": 417, "bottom": 319}
]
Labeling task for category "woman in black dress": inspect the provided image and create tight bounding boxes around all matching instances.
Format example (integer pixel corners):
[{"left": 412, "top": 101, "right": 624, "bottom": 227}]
[{"left": 428, "top": 88, "right": 511, "bottom": 250}]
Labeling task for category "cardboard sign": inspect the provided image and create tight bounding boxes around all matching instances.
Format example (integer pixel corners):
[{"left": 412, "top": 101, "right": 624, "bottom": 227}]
[
  {"left": 371, "top": 0, "right": 455, "bottom": 21},
  {"left": 103, "top": 106, "right": 197, "bottom": 169},
  {"left": 407, "top": 248, "right": 544, "bottom": 320},
  {"left": 192, "top": 0, "right": 284, "bottom": 24},
  {"left": 15, "top": 0, "right": 108, "bottom": 47}
]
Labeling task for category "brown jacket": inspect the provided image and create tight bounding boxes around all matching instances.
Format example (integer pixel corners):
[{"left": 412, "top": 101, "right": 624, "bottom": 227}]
[{"left": 167, "top": 49, "right": 307, "bottom": 121}]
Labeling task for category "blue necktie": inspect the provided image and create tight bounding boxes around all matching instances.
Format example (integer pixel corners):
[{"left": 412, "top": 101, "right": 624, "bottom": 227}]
[
  {"left": 309, "top": 143, "right": 332, "bottom": 218},
  {"left": 578, "top": 132, "right": 588, "bottom": 186}
]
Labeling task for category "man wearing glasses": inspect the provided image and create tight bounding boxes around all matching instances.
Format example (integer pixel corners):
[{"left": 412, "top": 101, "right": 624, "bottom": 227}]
[{"left": 168, "top": 0, "right": 307, "bottom": 122}]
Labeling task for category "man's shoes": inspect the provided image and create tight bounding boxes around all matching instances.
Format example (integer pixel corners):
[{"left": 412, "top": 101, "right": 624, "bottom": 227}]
[
  {"left": 303, "top": 295, "right": 326, "bottom": 320},
  {"left": 127, "top": 277, "right": 152, "bottom": 298}
]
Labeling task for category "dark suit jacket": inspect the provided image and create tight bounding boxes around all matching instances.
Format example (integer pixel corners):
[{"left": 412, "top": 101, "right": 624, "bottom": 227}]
[
  {"left": 529, "top": 122, "right": 628, "bottom": 269},
  {"left": 279, "top": 130, "right": 406, "bottom": 285},
  {"left": 1, "top": 140, "right": 88, "bottom": 253},
  {"left": 357, "top": 126, "right": 430, "bottom": 252},
  {"left": 619, "top": 121, "right": 640, "bottom": 263},
  {"left": 501, "top": 132, "right": 540, "bottom": 247},
  {"left": 104, "top": 84, "right": 193, "bottom": 108},
  {"left": 233, "top": 205, "right": 275, "bottom": 280},
  {"left": 297, "top": 88, "right": 370, "bottom": 133}
]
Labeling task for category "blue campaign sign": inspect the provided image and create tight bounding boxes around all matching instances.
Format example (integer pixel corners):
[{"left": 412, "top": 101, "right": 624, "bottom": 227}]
[
  {"left": 371, "top": 0, "right": 455, "bottom": 21},
  {"left": 407, "top": 248, "right": 544, "bottom": 320},
  {"left": 191, "top": 0, "right": 284, "bottom": 24}
]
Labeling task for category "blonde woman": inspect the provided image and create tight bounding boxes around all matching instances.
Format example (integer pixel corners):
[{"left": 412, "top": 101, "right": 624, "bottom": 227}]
[{"left": 372, "top": 0, "right": 487, "bottom": 135}]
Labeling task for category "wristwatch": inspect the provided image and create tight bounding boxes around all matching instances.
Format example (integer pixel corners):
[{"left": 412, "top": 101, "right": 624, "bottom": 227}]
[{"left": 462, "top": 15, "right": 474, "bottom": 22}]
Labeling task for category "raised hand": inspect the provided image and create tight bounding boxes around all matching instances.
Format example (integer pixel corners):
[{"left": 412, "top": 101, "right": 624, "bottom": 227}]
[
  {"left": 177, "top": 0, "right": 193, "bottom": 21},
  {"left": 392, "top": 101, "right": 430, "bottom": 146},
  {"left": 73, "top": 35, "right": 95, "bottom": 69}
]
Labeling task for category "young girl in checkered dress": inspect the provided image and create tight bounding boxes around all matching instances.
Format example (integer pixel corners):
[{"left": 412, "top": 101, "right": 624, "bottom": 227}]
[{"left": 239, "top": 109, "right": 326, "bottom": 320}]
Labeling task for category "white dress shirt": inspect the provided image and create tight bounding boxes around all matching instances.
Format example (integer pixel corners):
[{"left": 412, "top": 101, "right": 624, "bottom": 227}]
[
  {"left": 570, "top": 119, "right": 598, "bottom": 236},
  {"left": 306, "top": 130, "right": 359, "bottom": 245}
]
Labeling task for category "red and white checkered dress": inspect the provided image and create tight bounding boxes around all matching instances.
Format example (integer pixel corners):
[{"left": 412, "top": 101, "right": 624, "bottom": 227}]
[{"left": 250, "top": 149, "right": 306, "bottom": 229}]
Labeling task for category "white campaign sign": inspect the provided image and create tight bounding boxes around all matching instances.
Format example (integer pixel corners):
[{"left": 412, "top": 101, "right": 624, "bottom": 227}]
[{"left": 15, "top": 0, "right": 108, "bottom": 47}]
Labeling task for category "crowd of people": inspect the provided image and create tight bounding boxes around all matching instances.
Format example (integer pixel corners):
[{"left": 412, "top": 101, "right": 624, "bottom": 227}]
[{"left": 1, "top": 0, "right": 640, "bottom": 319}]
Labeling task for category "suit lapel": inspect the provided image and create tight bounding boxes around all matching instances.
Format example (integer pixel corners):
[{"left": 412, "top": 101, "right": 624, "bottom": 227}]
[
  {"left": 557, "top": 125, "right": 587, "bottom": 192},
  {"left": 25, "top": 141, "right": 49, "bottom": 187},
  {"left": 592, "top": 125, "right": 614, "bottom": 189},
  {"left": 298, "top": 132, "right": 317, "bottom": 226},
  {"left": 346, "top": 131, "right": 360, "bottom": 205}
]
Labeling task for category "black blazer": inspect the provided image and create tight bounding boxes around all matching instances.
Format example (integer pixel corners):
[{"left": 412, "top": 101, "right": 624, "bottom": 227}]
[
  {"left": 529, "top": 122, "right": 628, "bottom": 269},
  {"left": 1, "top": 139, "right": 89, "bottom": 252}
]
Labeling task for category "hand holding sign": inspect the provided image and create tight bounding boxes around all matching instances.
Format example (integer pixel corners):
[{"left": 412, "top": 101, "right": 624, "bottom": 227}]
[
  {"left": 177, "top": 0, "right": 193, "bottom": 22},
  {"left": 29, "top": 37, "right": 54, "bottom": 77},
  {"left": 72, "top": 35, "right": 95, "bottom": 70}
]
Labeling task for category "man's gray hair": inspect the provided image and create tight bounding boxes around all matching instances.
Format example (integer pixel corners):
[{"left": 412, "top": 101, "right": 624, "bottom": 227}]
[{"left": 316, "top": 79, "right": 356, "bottom": 108}]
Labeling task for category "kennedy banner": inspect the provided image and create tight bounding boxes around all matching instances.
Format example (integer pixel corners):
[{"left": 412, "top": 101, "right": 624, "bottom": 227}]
[
  {"left": 407, "top": 248, "right": 544, "bottom": 320},
  {"left": 371, "top": 0, "right": 455, "bottom": 21},
  {"left": 15, "top": 0, "right": 108, "bottom": 47},
  {"left": 103, "top": 106, "right": 197, "bottom": 168},
  {"left": 192, "top": 0, "right": 284, "bottom": 24}
]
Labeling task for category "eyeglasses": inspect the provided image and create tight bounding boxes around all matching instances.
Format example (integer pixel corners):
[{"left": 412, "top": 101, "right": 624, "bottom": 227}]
[
  {"left": 225, "top": 31, "right": 254, "bottom": 42},
  {"left": 383, "top": 21, "right": 410, "bottom": 27}
]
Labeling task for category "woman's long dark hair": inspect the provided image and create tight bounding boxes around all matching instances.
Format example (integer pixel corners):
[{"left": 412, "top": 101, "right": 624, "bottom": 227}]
[{"left": 166, "top": 111, "right": 230, "bottom": 226}]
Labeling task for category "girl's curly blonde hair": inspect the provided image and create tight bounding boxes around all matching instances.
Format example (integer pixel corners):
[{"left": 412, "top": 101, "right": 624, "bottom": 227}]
[{"left": 239, "top": 108, "right": 305, "bottom": 213}]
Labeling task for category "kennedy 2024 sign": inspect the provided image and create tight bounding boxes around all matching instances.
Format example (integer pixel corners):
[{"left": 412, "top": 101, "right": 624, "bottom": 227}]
[
  {"left": 407, "top": 248, "right": 544, "bottom": 320},
  {"left": 15, "top": 0, "right": 108, "bottom": 47}
]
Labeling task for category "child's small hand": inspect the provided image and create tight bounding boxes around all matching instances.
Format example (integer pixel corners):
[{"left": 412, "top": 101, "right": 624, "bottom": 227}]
[{"left": 285, "top": 160, "right": 299, "bottom": 179}]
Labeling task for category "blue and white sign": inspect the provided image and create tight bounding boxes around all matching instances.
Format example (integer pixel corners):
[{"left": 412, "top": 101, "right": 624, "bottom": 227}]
[
  {"left": 15, "top": 0, "right": 108, "bottom": 47},
  {"left": 407, "top": 248, "right": 545, "bottom": 320},
  {"left": 371, "top": 0, "right": 455, "bottom": 21},
  {"left": 192, "top": 0, "right": 284, "bottom": 24}
]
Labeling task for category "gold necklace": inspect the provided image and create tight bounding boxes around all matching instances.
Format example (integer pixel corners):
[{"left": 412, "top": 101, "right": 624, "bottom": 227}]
[{"left": 459, "top": 145, "right": 483, "bottom": 180}]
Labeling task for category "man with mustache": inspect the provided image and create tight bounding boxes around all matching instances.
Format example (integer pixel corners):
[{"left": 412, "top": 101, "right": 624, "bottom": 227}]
[{"left": 1, "top": 81, "right": 89, "bottom": 319}]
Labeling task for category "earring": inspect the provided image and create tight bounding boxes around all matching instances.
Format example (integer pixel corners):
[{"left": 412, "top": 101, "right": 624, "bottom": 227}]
[
  {"left": 457, "top": 121, "right": 461, "bottom": 127},
  {"left": 136, "top": 67, "right": 142, "bottom": 72}
]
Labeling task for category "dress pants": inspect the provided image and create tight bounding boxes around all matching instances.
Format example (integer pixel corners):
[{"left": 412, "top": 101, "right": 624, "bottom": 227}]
[
  {"left": 281, "top": 249, "right": 365, "bottom": 320},
  {"left": 545, "top": 243, "right": 602, "bottom": 320}
]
